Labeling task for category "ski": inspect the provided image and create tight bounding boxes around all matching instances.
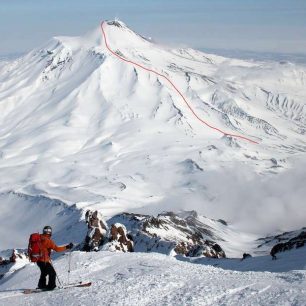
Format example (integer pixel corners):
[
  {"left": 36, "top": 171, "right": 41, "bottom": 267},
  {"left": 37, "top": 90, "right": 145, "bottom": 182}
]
[
  {"left": 23, "top": 282, "right": 91, "bottom": 294},
  {"left": 62, "top": 282, "right": 92, "bottom": 289}
]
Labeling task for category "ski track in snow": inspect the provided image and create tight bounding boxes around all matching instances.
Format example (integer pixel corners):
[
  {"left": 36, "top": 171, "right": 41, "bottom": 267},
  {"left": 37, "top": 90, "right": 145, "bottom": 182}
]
[
  {"left": 0, "top": 251, "right": 306, "bottom": 306},
  {"left": 100, "top": 21, "right": 259, "bottom": 144}
]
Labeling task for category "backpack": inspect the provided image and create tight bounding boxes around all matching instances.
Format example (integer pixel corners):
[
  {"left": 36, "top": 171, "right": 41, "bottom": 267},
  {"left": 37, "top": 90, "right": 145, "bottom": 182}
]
[{"left": 28, "top": 233, "right": 43, "bottom": 262}]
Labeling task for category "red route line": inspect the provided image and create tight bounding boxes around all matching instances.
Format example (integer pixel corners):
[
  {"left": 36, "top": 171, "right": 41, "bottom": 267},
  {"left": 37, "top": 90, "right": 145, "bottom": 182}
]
[{"left": 100, "top": 21, "right": 259, "bottom": 145}]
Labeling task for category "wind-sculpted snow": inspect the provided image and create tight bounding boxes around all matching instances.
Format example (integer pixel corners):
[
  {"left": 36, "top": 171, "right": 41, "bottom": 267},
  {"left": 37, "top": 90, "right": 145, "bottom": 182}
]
[{"left": 0, "top": 20, "right": 305, "bottom": 242}]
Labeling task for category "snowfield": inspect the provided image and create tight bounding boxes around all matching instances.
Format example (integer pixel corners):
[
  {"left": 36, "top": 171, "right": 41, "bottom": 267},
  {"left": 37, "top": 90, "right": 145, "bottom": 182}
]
[
  {"left": 0, "top": 19, "right": 306, "bottom": 305},
  {"left": 1, "top": 250, "right": 306, "bottom": 306},
  {"left": 0, "top": 21, "right": 305, "bottom": 228}
]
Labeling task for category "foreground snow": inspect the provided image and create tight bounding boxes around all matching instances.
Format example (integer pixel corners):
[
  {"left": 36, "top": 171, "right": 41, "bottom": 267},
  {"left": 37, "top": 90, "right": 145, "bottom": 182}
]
[{"left": 1, "top": 250, "right": 306, "bottom": 306}]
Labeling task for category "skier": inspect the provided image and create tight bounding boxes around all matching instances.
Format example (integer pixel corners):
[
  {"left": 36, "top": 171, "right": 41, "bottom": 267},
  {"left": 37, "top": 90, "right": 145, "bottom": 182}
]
[{"left": 36, "top": 225, "right": 73, "bottom": 290}]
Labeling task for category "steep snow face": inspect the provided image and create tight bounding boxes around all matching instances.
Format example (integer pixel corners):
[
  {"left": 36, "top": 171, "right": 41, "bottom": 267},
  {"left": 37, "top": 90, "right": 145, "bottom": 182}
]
[{"left": 0, "top": 20, "right": 305, "bottom": 237}]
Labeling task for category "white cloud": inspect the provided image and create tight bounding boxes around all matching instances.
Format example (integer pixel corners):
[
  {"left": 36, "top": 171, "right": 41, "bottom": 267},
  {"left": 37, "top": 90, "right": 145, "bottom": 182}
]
[{"left": 138, "top": 158, "right": 306, "bottom": 236}]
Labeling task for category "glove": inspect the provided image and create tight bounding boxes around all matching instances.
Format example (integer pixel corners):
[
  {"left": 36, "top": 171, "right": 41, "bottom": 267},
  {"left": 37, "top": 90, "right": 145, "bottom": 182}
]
[{"left": 66, "top": 242, "right": 73, "bottom": 250}]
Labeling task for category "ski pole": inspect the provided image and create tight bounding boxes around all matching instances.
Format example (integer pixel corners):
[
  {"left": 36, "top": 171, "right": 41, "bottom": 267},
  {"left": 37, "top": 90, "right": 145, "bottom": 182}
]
[
  {"left": 50, "top": 260, "right": 63, "bottom": 288},
  {"left": 55, "top": 271, "right": 63, "bottom": 288},
  {"left": 68, "top": 250, "right": 72, "bottom": 285}
]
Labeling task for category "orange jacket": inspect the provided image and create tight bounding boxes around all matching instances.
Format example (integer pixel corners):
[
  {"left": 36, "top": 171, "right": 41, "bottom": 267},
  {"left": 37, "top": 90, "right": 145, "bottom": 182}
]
[{"left": 38, "top": 234, "right": 67, "bottom": 263}]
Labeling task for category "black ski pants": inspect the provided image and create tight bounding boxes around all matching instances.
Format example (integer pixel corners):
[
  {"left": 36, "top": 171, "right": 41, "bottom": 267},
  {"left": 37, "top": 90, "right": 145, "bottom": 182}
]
[{"left": 37, "top": 261, "right": 56, "bottom": 289}]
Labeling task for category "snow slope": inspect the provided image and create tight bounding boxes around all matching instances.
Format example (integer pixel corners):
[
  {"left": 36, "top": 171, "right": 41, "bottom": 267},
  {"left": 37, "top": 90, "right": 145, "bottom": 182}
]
[
  {"left": 0, "top": 20, "right": 305, "bottom": 237},
  {"left": 1, "top": 250, "right": 306, "bottom": 305}
]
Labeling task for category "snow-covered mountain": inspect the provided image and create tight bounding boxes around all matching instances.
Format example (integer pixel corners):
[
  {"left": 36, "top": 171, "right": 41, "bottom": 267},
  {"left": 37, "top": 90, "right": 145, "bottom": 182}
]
[
  {"left": 1, "top": 19, "right": 306, "bottom": 248},
  {"left": 0, "top": 18, "right": 305, "bottom": 244}
]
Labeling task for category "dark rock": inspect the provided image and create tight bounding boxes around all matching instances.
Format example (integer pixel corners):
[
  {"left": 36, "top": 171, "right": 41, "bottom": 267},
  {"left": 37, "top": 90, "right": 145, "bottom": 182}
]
[
  {"left": 241, "top": 253, "right": 252, "bottom": 260},
  {"left": 187, "top": 243, "right": 226, "bottom": 258},
  {"left": 0, "top": 250, "right": 28, "bottom": 281},
  {"left": 82, "top": 210, "right": 227, "bottom": 258},
  {"left": 269, "top": 230, "right": 306, "bottom": 259},
  {"left": 181, "top": 159, "right": 204, "bottom": 172},
  {"left": 271, "top": 158, "right": 278, "bottom": 166},
  {"left": 0, "top": 256, "right": 10, "bottom": 266},
  {"left": 258, "top": 228, "right": 306, "bottom": 258},
  {"left": 108, "top": 223, "right": 134, "bottom": 252},
  {"left": 217, "top": 219, "right": 228, "bottom": 226},
  {"left": 82, "top": 210, "right": 107, "bottom": 252},
  {"left": 207, "top": 145, "right": 217, "bottom": 151},
  {"left": 270, "top": 243, "right": 285, "bottom": 259},
  {"left": 107, "top": 21, "right": 124, "bottom": 28},
  {"left": 212, "top": 243, "right": 223, "bottom": 253},
  {"left": 108, "top": 211, "right": 226, "bottom": 258},
  {"left": 10, "top": 249, "right": 24, "bottom": 263}
]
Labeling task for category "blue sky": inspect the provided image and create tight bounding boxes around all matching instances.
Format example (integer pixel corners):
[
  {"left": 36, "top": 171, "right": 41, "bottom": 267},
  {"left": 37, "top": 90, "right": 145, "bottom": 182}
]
[{"left": 0, "top": 0, "right": 306, "bottom": 56}]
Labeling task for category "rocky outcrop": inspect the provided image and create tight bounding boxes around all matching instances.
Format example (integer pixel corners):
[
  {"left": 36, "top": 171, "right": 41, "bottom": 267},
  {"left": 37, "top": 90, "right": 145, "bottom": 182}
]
[
  {"left": 106, "top": 223, "right": 134, "bottom": 252},
  {"left": 270, "top": 231, "right": 306, "bottom": 259},
  {"left": 10, "top": 249, "right": 27, "bottom": 263},
  {"left": 81, "top": 209, "right": 226, "bottom": 258},
  {"left": 186, "top": 243, "right": 225, "bottom": 258},
  {"left": 241, "top": 253, "right": 252, "bottom": 260},
  {"left": 0, "top": 257, "right": 10, "bottom": 266},
  {"left": 82, "top": 210, "right": 108, "bottom": 252},
  {"left": 257, "top": 228, "right": 306, "bottom": 258},
  {"left": 0, "top": 249, "right": 28, "bottom": 279},
  {"left": 0, "top": 249, "right": 27, "bottom": 266},
  {"left": 108, "top": 210, "right": 226, "bottom": 258}
]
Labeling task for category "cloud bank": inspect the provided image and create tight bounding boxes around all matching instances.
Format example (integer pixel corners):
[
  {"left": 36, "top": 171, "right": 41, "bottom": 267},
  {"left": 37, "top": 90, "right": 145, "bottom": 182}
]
[{"left": 136, "top": 158, "right": 306, "bottom": 236}]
